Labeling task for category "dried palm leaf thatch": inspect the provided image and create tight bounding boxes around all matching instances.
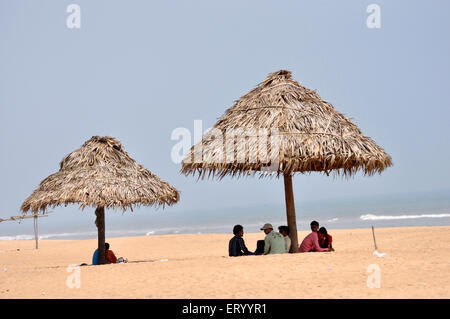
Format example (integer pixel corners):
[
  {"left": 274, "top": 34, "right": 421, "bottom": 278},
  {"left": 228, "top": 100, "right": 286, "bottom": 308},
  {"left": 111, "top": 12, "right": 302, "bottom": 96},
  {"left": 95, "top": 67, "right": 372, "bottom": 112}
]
[
  {"left": 21, "top": 136, "right": 180, "bottom": 213},
  {"left": 181, "top": 70, "right": 392, "bottom": 179}
]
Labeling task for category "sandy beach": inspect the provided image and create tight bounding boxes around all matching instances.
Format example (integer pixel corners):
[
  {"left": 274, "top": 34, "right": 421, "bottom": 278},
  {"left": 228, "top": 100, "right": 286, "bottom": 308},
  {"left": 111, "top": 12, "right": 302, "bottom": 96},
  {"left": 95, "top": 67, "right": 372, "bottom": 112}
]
[{"left": 0, "top": 226, "right": 449, "bottom": 299}]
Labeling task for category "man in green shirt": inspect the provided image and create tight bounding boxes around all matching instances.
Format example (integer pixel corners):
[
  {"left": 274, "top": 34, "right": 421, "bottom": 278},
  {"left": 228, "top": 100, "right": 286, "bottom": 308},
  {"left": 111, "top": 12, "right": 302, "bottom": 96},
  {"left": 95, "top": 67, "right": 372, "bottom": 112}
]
[{"left": 260, "top": 223, "right": 286, "bottom": 255}]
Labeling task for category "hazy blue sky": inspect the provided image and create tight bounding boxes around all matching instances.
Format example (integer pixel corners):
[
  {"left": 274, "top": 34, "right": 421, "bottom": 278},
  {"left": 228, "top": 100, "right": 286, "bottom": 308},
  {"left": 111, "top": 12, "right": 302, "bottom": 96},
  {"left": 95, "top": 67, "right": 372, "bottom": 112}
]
[{"left": 1, "top": 1, "right": 449, "bottom": 234}]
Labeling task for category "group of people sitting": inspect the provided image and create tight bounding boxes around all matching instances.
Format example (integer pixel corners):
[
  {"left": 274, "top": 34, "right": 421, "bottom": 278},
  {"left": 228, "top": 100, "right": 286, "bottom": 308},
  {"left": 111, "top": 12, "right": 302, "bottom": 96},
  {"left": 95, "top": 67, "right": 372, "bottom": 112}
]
[
  {"left": 91, "top": 221, "right": 332, "bottom": 264},
  {"left": 228, "top": 220, "right": 334, "bottom": 256}
]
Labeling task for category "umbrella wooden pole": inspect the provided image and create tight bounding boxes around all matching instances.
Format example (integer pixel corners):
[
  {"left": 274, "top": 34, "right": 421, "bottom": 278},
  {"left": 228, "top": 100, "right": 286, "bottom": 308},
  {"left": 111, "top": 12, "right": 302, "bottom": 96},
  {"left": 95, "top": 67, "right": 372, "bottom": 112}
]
[
  {"left": 283, "top": 173, "right": 298, "bottom": 253},
  {"left": 34, "top": 214, "right": 38, "bottom": 249},
  {"left": 95, "top": 207, "right": 106, "bottom": 265}
]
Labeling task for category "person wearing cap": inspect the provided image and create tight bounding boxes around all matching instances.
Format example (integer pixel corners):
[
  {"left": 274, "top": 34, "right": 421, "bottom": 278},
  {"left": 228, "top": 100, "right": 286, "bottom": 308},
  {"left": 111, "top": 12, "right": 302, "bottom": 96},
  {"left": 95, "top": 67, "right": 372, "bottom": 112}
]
[{"left": 260, "top": 223, "right": 286, "bottom": 255}]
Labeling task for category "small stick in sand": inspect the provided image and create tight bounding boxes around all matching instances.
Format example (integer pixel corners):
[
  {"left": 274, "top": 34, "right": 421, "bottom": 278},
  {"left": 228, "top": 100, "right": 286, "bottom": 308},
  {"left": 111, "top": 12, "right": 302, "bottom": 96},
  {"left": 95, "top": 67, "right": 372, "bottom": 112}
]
[
  {"left": 372, "top": 226, "right": 378, "bottom": 251},
  {"left": 371, "top": 226, "right": 388, "bottom": 258}
]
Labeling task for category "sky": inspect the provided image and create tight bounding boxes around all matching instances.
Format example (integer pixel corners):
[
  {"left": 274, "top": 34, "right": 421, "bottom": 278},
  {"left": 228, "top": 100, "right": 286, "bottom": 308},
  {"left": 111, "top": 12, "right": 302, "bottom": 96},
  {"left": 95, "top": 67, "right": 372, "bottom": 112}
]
[{"left": 1, "top": 1, "right": 449, "bottom": 235}]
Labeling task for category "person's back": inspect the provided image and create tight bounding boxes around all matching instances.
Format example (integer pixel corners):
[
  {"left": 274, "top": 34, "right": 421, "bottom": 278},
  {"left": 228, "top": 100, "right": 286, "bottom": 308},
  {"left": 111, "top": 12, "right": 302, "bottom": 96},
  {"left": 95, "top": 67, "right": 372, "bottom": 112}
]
[
  {"left": 254, "top": 240, "right": 265, "bottom": 255},
  {"left": 299, "top": 231, "right": 328, "bottom": 253},
  {"left": 284, "top": 236, "right": 292, "bottom": 253},
  {"left": 263, "top": 230, "right": 286, "bottom": 254},
  {"left": 92, "top": 249, "right": 99, "bottom": 265}
]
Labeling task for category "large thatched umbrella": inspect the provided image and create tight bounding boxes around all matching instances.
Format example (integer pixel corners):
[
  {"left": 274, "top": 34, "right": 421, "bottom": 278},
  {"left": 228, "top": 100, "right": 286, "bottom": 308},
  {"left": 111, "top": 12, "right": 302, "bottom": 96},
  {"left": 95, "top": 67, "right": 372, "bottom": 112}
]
[
  {"left": 181, "top": 70, "right": 392, "bottom": 252},
  {"left": 21, "top": 136, "right": 179, "bottom": 264}
]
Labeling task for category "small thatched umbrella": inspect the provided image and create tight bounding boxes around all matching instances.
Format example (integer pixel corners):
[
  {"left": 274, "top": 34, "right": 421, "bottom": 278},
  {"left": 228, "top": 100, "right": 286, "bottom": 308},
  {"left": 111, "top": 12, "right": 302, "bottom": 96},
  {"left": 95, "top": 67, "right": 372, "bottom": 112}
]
[
  {"left": 181, "top": 70, "right": 392, "bottom": 252},
  {"left": 21, "top": 136, "right": 179, "bottom": 264}
]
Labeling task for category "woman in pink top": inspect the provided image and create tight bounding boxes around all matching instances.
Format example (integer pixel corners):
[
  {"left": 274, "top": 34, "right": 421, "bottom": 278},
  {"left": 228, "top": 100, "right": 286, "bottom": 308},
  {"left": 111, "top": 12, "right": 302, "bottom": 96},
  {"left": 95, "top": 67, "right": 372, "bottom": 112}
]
[{"left": 298, "top": 229, "right": 334, "bottom": 253}]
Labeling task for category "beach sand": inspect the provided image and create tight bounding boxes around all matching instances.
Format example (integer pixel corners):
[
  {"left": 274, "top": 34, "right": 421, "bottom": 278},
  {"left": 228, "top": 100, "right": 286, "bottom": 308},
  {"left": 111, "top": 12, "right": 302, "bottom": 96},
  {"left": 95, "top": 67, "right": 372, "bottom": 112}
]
[{"left": 0, "top": 226, "right": 449, "bottom": 298}]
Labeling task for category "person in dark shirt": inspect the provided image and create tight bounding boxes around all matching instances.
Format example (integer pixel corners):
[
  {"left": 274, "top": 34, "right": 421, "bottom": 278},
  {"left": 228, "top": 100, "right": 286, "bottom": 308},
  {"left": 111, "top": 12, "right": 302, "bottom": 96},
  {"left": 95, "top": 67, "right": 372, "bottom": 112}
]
[
  {"left": 228, "top": 225, "right": 254, "bottom": 257},
  {"left": 254, "top": 240, "right": 265, "bottom": 255}
]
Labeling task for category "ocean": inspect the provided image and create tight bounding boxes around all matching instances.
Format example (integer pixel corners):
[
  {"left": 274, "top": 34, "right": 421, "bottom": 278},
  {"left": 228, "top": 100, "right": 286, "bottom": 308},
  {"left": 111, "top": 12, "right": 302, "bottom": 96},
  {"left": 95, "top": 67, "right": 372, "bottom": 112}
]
[{"left": 1, "top": 190, "right": 449, "bottom": 240}]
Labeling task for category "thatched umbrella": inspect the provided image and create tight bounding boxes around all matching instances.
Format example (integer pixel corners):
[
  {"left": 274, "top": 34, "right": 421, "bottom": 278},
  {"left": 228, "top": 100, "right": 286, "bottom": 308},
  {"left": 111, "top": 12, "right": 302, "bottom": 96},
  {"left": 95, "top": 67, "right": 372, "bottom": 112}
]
[
  {"left": 181, "top": 70, "right": 392, "bottom": 252},
  {"left": 21, "top": 136, "right": 179, "bottom": 264}
]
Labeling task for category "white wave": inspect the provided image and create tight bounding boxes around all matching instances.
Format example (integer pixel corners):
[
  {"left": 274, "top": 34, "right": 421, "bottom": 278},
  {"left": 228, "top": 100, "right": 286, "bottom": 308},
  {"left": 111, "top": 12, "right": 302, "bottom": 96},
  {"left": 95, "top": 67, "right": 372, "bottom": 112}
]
[
  {"left": 0, "top": 231, "right": 96, "bottom": 241},
  {"left": 39, "top": 231, "right": 96, "bottom": 239},
  {"left": 146, "top": 231, "right": 155, "bottom": 236},
  {"left": 0, "top": 234, "right": 35, "bottom": 240},
  {"left": 327, "top": 218, "right": 339, "bottom": 222},
  {"left": 360, "top": 213, "right": 450, "bottom": 221}
]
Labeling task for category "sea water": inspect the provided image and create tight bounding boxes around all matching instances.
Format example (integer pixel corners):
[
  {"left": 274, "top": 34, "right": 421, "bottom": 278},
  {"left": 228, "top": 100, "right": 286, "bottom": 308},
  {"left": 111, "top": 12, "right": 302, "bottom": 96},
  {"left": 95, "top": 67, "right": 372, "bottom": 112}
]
[{"left": 1, "top": 190, "right": 449, "bottom": 240}]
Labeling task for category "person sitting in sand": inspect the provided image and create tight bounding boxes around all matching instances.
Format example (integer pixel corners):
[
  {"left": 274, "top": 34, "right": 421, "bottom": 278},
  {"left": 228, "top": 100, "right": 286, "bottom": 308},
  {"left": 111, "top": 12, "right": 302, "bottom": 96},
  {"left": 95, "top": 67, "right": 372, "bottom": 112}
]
[
  {"left": 298, "top": 226, "right": 334, "bottom": 253},
  {"left": 229, "top": 225, "right": 254, "bottom": 257},
  {"left": 318, "top": 227, "right": 333, "bottom": 249},
  {"left": 92, "top": 248, "right": 99, "bottom": 265},
  {"left": 261, "top": 223, "right": 286, "bottom": 255},
  {"left": 278, "top": 225, "right": 291, "bottom": 253},
  {"left": 105, "top": 242, "right": 118, "bottom": 263},
  {"left": 105, "top": 243, "right": 128, "bottom": 263},
  {"left": 92, "top": 243, "right": 128, "bottom": 265}
]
